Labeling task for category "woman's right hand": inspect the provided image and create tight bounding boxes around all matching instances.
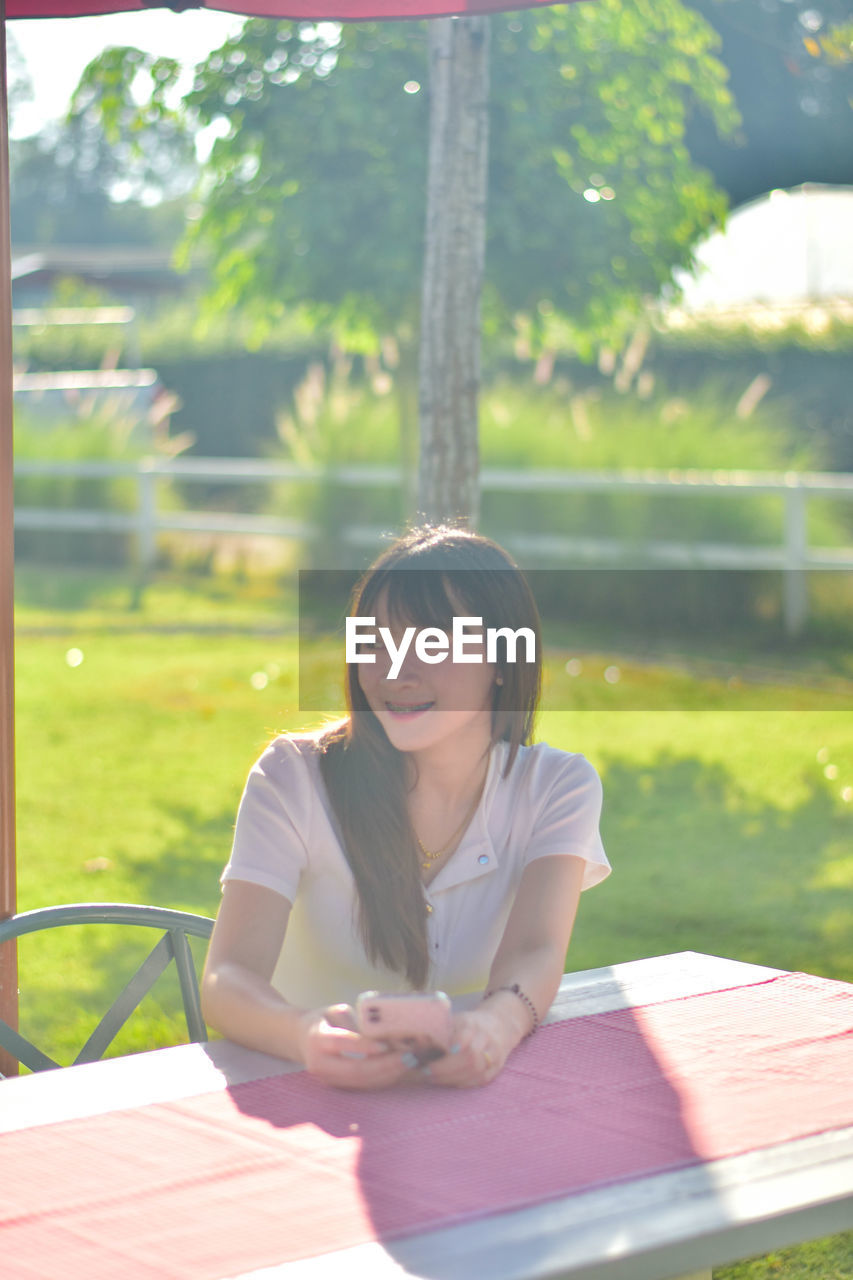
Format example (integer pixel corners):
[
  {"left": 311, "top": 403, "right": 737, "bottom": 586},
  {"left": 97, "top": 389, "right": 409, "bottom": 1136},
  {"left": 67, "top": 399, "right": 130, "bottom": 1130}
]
[
  {"left": 296, "top": 1004, "right": 411, "bottom": 1090},
  {"left": 203, "top": 883, "right": 409, "bottom": 1088}
]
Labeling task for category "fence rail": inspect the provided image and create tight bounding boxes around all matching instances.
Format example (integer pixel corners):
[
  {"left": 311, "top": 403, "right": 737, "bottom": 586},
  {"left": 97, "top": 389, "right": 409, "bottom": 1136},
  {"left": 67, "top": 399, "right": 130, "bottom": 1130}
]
[{"left": 14, "top": 458, "right": 853, "bottom": 635}]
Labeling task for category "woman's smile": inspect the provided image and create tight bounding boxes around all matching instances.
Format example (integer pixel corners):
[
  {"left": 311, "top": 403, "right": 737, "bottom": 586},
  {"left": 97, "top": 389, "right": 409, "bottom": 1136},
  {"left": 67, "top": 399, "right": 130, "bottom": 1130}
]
[{"left": 384, "top": 699, "right": 435, "bottom": 718}]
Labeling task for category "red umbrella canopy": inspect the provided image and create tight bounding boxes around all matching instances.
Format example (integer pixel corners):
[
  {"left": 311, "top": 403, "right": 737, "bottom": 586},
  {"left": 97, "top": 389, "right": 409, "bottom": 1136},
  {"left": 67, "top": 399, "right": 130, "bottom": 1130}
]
[{"left": 9, "top": 1, "right": 556, "bottom": 17}]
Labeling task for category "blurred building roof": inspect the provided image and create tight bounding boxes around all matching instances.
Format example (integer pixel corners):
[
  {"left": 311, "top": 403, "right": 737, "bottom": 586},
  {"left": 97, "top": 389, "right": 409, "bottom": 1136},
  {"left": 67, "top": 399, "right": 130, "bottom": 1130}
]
[
  {"left": 667, "top": 184, "right": 853, "bottom": 326},
  {"left": 11, "top": 245, "right": 199, "bottom": 302}
]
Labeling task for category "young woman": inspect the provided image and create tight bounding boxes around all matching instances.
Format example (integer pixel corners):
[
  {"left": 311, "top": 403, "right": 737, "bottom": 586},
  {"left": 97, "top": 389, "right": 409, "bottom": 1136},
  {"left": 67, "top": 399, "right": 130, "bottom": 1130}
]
[{"left": 202, "top": 526, "right": 610, "bottom": 1089}]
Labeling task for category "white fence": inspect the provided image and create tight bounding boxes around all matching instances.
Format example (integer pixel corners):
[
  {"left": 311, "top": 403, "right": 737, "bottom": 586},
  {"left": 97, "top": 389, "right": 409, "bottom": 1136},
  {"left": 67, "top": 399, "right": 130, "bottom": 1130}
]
[{"left": 14, "top": 458, "right": 853, "bottom": 635}]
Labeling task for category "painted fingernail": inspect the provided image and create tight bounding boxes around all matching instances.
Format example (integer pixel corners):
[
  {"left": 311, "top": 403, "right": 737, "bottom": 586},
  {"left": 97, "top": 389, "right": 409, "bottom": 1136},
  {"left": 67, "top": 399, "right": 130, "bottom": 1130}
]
[
  {"left": 414, "top": 1045, "right": 446, "bottom": 1066},
  {"left": 400, "top": 1052, "right": 419, "bottom": 1069},
  {"left": 449, "top": 1043, "right": 462, "bottom": 1055},
  {"left": 340, "top": 1050, "right": 365, "bottom": 1060}
]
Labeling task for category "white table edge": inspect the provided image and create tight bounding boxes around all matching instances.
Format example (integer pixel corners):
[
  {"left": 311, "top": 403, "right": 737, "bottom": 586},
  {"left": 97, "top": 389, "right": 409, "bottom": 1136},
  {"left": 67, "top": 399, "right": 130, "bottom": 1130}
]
[{"left": 239, "top": 1126, "right": 852, "bottom": 1280}]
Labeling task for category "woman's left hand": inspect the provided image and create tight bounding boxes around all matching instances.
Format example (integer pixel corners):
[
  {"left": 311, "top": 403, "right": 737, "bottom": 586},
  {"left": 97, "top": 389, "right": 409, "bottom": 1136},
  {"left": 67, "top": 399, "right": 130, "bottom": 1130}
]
[{"left": 416, "top": 1008, "right": 514, "bottom": 1088}]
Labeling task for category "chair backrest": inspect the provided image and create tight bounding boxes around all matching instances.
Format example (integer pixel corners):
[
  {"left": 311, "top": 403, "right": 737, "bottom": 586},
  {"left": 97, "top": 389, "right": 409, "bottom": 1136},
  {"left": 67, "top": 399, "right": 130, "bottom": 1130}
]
[{"left": 0, "top": 903, "right": 214, "bottom": 1074}]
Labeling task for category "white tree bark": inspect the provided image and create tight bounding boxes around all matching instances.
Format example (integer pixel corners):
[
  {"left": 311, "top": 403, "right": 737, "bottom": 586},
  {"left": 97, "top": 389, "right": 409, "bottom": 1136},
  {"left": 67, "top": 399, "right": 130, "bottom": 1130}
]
[{"left": 418, "top": 15, "right": 490, "bottom": 528}]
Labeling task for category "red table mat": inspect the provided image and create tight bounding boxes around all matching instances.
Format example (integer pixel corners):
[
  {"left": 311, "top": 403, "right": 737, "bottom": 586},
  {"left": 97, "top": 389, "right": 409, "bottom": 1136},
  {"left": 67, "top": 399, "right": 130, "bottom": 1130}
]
[{"left": 3, "top": 972, "right": 852, "bottom": 1280}]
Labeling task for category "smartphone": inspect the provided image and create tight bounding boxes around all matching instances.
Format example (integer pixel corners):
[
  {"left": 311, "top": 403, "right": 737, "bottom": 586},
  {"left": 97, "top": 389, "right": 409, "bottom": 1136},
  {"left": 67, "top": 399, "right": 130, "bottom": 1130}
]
[{"left": 355, "top": 990, "right": 454, "bottom": 1065}]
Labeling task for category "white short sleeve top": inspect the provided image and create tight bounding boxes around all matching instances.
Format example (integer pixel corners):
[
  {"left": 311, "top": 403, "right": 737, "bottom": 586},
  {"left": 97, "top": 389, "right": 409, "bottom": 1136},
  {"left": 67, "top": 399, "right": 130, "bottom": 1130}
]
[{"left": 221, "top": 733, "right": 610, "bottom": 1008}]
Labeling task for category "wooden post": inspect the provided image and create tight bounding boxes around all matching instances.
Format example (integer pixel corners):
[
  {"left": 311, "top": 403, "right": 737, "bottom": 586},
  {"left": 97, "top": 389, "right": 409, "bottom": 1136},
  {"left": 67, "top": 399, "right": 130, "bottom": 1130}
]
[
  {"left": 0, "top": 2, "right": 19, "bottom": 1077},
  {"left": 137, "top": 461, "right": 157, "bottom": 572},
  {"left": 418, "top": 15, "right": 490, "bottom": 527},
  {"left": 783, "top": 480, "right": 808, "bottom": 638}
]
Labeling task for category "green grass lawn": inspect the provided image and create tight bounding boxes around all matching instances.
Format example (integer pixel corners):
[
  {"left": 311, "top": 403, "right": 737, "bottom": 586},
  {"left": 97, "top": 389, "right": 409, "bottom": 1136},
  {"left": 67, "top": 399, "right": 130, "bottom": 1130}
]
[{"left": 10, "top": 567, "right": 853, "bottom": 1279}]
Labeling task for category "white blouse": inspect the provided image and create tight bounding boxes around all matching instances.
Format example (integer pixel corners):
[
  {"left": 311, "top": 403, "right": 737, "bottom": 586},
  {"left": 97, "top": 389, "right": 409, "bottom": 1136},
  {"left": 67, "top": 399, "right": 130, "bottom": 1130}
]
[{"left": 221, "top": 733, "right": 610, "bottom": 1008}]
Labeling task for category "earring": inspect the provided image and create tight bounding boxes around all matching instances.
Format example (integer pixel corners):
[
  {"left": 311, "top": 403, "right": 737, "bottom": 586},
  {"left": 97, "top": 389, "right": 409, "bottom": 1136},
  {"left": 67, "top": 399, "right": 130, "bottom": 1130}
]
[{"left": 495, "top": 676, "right": 504, "bottom": 686}]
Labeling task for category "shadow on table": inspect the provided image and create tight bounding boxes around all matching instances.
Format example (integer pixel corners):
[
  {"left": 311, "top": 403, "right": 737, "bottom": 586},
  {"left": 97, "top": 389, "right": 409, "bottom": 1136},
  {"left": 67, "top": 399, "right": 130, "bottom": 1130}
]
[{"left": 224, "top": 989, "right": 719, "bottom": 1276}]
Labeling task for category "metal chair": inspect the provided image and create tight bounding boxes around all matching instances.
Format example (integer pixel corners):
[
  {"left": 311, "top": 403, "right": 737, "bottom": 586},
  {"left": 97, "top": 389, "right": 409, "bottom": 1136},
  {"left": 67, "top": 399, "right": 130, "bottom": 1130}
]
[{"left": 0, "top": 903, "right": 214, "bottom": 1074}]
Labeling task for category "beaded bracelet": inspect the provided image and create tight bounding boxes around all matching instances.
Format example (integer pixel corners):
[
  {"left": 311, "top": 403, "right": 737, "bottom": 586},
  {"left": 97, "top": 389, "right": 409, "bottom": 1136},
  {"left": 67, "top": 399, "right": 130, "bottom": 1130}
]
[{"left": 484, "top": 982, "right": 540, "bottom": 1037}]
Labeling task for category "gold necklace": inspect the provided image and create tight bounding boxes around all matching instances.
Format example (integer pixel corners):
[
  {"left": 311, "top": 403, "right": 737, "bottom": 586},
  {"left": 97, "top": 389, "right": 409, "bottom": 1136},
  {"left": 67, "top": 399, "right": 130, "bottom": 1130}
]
[{"left": 416, "top": 771, "right": 487, "bottom": 871}]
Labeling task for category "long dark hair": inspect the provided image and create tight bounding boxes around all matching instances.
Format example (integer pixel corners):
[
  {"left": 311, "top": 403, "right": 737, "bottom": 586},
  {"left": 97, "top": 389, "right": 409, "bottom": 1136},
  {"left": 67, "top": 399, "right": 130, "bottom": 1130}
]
[{"left": 317, "top": 526, "right": 542, "bottom": 987}]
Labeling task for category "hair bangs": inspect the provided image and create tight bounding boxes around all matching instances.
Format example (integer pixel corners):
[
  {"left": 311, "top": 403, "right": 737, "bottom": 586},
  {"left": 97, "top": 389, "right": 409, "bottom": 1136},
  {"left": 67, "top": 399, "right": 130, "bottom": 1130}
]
[{"left": 362, "top": 567, "right": 462, "bottom": 637}]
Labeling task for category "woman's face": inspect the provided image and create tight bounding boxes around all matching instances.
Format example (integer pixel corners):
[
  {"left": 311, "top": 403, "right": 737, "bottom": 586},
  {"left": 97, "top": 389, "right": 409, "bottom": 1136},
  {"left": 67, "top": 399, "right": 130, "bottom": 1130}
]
[{"left": 355, "top": 586, "right": 497, "bottom": 756}]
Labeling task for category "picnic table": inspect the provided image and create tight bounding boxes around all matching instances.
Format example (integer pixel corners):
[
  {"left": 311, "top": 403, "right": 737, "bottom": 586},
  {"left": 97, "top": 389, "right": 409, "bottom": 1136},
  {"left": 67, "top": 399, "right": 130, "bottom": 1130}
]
[{"left": 2, "top": 951, "right": 852, "bottom": 1280}]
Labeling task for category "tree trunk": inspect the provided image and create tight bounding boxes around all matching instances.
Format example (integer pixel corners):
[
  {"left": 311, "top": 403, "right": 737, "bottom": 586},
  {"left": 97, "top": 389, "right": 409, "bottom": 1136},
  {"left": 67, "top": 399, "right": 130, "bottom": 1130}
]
[
  {"left": 418, "top": 15, "right": 490, "bottom": 528},
  {"left": 395, "top": 340, "right": 419, "bottom": 525}
]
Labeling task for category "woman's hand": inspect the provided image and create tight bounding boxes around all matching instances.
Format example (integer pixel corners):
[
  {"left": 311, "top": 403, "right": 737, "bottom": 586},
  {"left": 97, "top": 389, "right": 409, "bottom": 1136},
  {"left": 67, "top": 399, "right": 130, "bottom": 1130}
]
[
  {"left": 296, "top": 1004, "right": 411, "bottom": 1090},
  {"left": 418, "top": 1007, "right": 515, "bottom": 1088}
]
